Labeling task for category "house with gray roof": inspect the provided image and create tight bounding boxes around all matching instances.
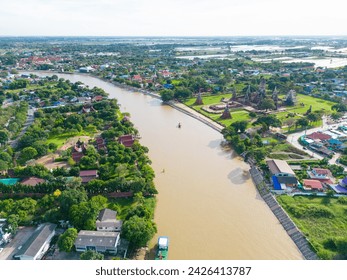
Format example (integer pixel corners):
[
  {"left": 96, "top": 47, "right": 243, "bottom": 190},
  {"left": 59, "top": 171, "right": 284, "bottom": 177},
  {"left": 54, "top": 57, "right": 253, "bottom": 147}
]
[
  {"left": 13, "top": 223, "right": 56, "bottom": 260},
  {"left": 96, "top": 208, "right": 123, "bottom": 232},
  {"left": 267, "top": 159, "right": 298, "bottom": 191},
  {"left": 74, "top": 230, "right": 120, "bottom": 255},
  {"left": 266, "top": 159, "right": 296, "bottom": 177}
]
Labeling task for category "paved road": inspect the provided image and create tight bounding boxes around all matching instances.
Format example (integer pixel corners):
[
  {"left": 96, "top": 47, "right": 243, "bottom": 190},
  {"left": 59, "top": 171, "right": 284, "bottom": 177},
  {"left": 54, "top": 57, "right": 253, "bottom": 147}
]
[
  {"left": 287, "top": 115, "right": 328, "bottom": 161},
  {"left": 287, "top": 116, "right": 347, "bottom": 170},
  {"left": 8, "top": 107, "right": 35, "bottom": 149}
]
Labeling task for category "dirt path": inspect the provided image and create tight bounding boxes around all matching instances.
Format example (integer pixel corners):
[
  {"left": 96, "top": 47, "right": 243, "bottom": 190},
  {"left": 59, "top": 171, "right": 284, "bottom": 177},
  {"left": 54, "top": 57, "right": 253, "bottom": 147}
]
[{"left": 33, "top": 135, "right": 92, "bottom": 169}]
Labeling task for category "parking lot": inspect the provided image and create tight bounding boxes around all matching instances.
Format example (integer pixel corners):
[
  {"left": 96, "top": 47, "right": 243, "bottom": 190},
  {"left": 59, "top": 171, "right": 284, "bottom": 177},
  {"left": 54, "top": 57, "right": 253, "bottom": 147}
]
[{"left": 0, "top": 226, "right": 35, "bottom": 260}]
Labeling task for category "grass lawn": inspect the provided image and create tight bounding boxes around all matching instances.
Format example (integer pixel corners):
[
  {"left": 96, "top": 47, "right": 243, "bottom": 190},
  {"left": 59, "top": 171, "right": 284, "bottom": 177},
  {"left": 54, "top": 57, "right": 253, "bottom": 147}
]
[
  {"left": 46, "top": 131, "right": 93, "bottom": 148},
  {"left": 277, "top": 195, "right": 347, "bottom": 259},
  {"left": 184, "top": 93, "right": 251, "bottom": 127},
  {"left": 278, "top": 94, "right": 336, "bottom": 116},
  {"left": 185, "top": 92, "right": 336, "bottom": 129},
  {"left": 108, "top": 197, "right": 156, "bottom": 221}
]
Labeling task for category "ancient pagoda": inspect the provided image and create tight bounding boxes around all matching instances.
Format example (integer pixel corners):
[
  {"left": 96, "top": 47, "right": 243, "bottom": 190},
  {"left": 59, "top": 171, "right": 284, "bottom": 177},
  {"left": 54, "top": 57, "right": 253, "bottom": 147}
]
[
  {"left": 272, "top": 87, "right": 279, "bottom": 110},
  {"left": 244, "top": 85, "right": 251, "bottom": 105},
  {"left": 221, "top": 104, "right": 232, "bottom": 119},
  {"left": 194, "top": 90, "right": 204, "bottom": 105}
]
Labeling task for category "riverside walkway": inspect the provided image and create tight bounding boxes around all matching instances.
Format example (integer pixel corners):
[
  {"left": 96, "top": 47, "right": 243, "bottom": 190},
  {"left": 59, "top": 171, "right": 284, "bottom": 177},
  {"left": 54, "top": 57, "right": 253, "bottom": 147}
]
[
  {"left": 168, "top": 101, "right": 224, "bottom": 133},
  {"left": 107, "top": 77, "right": 317, "bottom": 259},
  {"left": 249, "top": 166, "right": 318, "bottom": 260}
]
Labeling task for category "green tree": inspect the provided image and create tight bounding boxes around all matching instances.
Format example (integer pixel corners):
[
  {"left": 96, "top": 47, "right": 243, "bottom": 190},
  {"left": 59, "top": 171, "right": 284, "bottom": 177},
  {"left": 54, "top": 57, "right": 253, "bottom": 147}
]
[
  {"left": 332, "top": 103, "right": 347, "bottom": 112},
  {"left": 254, "top": 115, "right": 282, "bottom": 128},
  {"left": 330, "top": 112, "right": 343, "bottom": 121},
  {"left": 160, "top": 89, "right": 174, "bottom": 102},
  {"left": 57, "top": 228, "right": 78, "bottom": 252},
  {"left": 0, "top": 151, "right": 12, "bottom": 163},
  {"left": 0, "top": 130, "right": 8, "bottom": 144},
  {"left": 18, "top": 147, "right": 38, "bottom": 165},
  {"left": 258, "top": 98, "right": 275, "bottom": 111},
  {"left": 5, "top": 214, "right": 20, "bottom": 234},
  {"left": 0, "top": 160, "right": 8, "bottom": 171},
  {"left": 122, "top": 216, "right": 157, "bottom": 248},
  {"left": 230, "top": 120, "right": 248, "bottom": 133},
  {"left": 58, "top": 189, "right": 88, "bottom": 216},
  {"left": 296, "top": 118, "right": 309, "bottom": 128},
  {"left": 69, "top": 202, "right": 98, "bottom": 230},
  {"left": 80, "top": 250, "right": 104, "bottom": 260}
]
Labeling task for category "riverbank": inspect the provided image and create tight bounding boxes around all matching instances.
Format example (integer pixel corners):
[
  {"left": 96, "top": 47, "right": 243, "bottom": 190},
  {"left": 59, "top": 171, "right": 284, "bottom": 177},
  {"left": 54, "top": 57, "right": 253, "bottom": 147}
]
[
  {"left": 25, "top": 71, "right": 304, "bottom": 259},
  {"left": 97, "top": 75, "right": 225, "bottom": 133},
  {"left": 97, "top": 75, "right": 310, "bottom": 259},
  {"left": 249, "top": 166, "right": 318, "bottom": 260}
]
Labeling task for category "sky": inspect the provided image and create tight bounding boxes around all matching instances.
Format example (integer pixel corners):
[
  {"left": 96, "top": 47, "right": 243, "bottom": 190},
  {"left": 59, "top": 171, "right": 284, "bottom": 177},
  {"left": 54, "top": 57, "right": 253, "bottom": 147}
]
[{"left": 0, "top": 0, "right": 346, "bottom": 37}]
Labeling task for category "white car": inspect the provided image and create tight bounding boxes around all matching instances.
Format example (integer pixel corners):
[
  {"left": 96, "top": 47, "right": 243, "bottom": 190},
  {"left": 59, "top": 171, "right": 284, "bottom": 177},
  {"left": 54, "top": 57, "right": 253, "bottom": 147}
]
[{"left": 0, "top": 248, "right": 4, "bottom": 253}]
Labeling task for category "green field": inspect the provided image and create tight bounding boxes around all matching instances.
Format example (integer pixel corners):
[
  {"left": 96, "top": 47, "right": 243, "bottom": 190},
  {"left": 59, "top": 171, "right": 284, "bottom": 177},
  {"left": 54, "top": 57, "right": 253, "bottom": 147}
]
[
  {"left": 184, "top": 93, "right": 251, "bottom": 127},
  {"left": 277, "top": 94, "right": 335, "bottom": 121},
  {"left": 277, "top": 195, "right": 347, "bottom": 259},
  {"left": 185, "top": 93, "right": 336, "bottom": 129}
]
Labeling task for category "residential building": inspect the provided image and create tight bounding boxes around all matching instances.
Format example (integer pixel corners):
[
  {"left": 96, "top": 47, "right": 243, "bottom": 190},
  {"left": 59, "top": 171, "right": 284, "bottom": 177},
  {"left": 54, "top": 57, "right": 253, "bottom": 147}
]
[
  {"left": 79, "top": 170, "right": 98, "bottom": 183},
  {"left": 118, "top": 135, "right": 135, "bottom": 147},
  {"left": 302, "top": 179, "right": 324, "bottom": 191},
  {"left": 20, "top": 177, "right": 45, "bottom": 187},
  {"left": 96, "top": 208, "right": 122, "bottom": 232},
  {"left": 74, "top": 230, "right": 120, "bottom": 255},
  {"left": 13, "top": 223, "right": 56, "bottom": 260},
  {"left": 267, "top": 159, "right": 296, "bottom": 177},
  {"left": 306, "top": 132, "right": 331, "bottom": 142},
  {"left": 267, "top": 159, "right": 298, "bottom": 190}
]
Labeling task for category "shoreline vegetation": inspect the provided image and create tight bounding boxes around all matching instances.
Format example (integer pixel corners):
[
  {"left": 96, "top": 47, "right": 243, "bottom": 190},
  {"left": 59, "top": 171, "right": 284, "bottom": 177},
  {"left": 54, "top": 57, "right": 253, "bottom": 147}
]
[
  {"left": 0, "top": 75, "right": 158, "bottom": 259},
  {"left": 22, "top": 70, "right": 344, "bottom": 259},
  {"left": 85, "top": 72, "right": 344, "bottom": 260}
]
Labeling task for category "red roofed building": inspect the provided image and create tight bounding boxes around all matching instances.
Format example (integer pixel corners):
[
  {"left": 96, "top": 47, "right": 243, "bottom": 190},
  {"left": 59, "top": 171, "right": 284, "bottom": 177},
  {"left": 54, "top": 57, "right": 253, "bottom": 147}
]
[
  {"left": 72, "top": 141, "right": 87, "bottom": 163},
  {"left": 93, "top": 95, "right": 103, "bottom": 102},
  {"left": 118, "top": 135, "right": 135, "bottom": 147},
  {"left": 79, "top": 170, "right": 98, "bottom": 184},
  {"left": 307, "top": 168, "right": 334, "bottom": 184},
  {"left": 81, "top": 105, "right": 96, "bottom": 114},
  {"left": 306, "top": 132, "right": 331, "bottom": 141},
  {"left": 95, "top": 137, "right": 107, "bottom": 152},
  {"left": 132, "top": 75, "right": 142, "bottom": 82},
  {"left": 72, "top": 152, "right": 84, "bottom": 163},
  {"left": 20, "top": 177, "right": 45, "bottom": 187},
  {"left": 303, "top": 179, "right": 323, "bottom": 191},
  {"left": 160, "top": 70, "right": 171, "bottom": 78}
]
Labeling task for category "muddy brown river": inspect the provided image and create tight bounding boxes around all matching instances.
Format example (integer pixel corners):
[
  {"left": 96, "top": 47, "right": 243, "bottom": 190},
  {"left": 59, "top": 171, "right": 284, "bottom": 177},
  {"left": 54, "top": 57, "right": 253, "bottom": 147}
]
[{"left": 42, "top": 72, "right": 302, "bottom": 260}]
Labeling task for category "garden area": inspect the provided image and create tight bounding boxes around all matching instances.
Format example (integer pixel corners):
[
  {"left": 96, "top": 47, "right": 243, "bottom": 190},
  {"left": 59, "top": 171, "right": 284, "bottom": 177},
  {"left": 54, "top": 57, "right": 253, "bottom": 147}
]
[{"left": 277, "top": 195, "right": 347, "bottom": 260}]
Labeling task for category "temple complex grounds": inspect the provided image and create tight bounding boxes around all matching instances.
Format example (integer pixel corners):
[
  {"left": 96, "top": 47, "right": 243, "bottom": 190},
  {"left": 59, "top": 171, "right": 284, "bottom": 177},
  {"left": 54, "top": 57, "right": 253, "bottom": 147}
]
[{"left": 184, "top": 92, "right": 335, "bottom": 130}]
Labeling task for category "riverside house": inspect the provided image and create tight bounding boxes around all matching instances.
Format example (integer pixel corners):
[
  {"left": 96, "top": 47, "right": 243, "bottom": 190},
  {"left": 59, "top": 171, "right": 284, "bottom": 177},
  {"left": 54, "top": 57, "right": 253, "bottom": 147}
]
[
  {"left": 74, "top": 231, "right": 120, "bottom": 255},
  {"left": 267, "top": 159, "right": 298, "bottom": 191}
]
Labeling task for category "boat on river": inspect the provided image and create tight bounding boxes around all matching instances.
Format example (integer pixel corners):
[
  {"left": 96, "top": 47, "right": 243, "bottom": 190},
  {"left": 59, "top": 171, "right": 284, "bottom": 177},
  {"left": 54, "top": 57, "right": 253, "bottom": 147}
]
[{"left": 155, "top": 236, "right": 169, "bottom": 260}]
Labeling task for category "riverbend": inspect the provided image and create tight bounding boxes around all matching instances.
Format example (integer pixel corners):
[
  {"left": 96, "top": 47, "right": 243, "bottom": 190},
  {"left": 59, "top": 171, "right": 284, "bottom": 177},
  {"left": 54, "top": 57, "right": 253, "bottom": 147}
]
[{"left": 33, "top": 72, "right": 303, "bottom": 260}]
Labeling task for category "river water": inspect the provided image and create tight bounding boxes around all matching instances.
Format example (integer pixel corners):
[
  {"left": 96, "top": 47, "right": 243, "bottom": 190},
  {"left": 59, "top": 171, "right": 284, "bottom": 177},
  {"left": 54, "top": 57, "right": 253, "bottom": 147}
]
[{"left": 47, "top": 73, "right": 302, "bottom": 260}]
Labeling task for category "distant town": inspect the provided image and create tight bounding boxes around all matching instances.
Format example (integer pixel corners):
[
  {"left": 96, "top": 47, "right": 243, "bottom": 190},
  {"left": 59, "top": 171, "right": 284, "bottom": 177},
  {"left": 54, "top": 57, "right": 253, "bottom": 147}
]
[{"left": 1, "top": 36, "right": 347, "bottom": 260}]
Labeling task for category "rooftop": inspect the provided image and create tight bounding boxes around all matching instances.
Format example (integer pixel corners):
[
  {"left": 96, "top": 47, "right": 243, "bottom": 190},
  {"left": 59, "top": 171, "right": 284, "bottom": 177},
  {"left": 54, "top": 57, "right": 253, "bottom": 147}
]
[
  {"left": 75, "top": 230, "right": 119, "bottom": 248},
  {"left": 266, "top": 159, "right": 295, "bottom": 176},
  {"left": 15, "top": 223, "right": 56, "bottom": 259},
  {"left": 20, "top": 177, "right": 45, "bottom": 186},
  {"left": 303, "top": 179, "right": 323, "bottom": 190}
]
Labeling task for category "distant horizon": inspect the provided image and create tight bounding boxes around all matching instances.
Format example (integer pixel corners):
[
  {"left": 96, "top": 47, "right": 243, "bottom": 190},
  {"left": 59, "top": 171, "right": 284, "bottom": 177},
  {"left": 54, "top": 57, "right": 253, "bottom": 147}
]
[
  {"left": 1, "top": 35, "right": 347, "bottom": 38},
  {"left": 1, "top": 0, "right": 346, "bottom": 37}
]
